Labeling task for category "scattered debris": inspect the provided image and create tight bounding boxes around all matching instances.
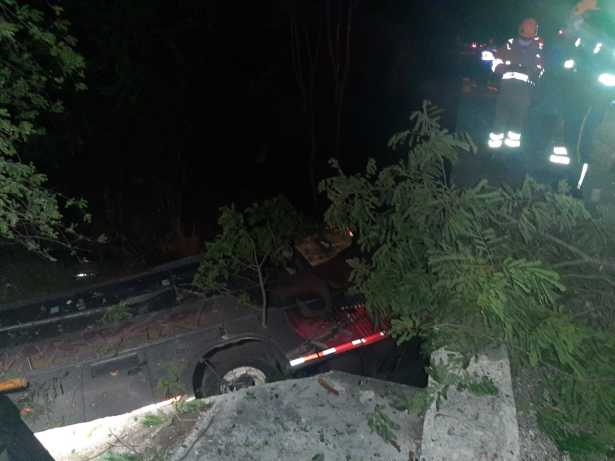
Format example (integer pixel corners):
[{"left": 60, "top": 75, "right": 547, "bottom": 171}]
[{"left": 317, "top": 376, "right": 339, "bottom": 396}]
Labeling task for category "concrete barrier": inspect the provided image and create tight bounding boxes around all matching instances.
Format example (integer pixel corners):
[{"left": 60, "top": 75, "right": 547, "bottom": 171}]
[{"left": 420, "top": 346, "right": 521, "bottom": 461}]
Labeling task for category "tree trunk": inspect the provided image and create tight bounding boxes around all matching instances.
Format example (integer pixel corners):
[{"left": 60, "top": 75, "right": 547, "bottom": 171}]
[
  {"left": 256, "top": 252, "right": 268, "bottom": 328},
  {"left": 309, "top": 126, "right": 318, "bottom": 213},
  {"left": 326, "top": 0, "right": 355, "bottom": 163},
  {"left": 290, "top": 4, "right": 322, "bottom": 213}
]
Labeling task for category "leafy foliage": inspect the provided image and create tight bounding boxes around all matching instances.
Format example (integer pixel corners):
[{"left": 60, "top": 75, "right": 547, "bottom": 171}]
[
  {"left": 174, "top": 397, "right": 209, "bottom": 415},
  {"left": 102, "top": 453, "right": 142, "bottom": 461},
  {"left": 392, "top": 389, "right": 432, "bottom": 416},
  {"left": 99, "top": 302, "right": 132, "bottom": 325},
  {"left": 394, "top": 356, "right": 498, "bottom": 418},
  {"left": 156, "top": 363, "right": 186, "bottom": 398},
  {"left": 320, "top": 102, "right": 615, "bottom": 458},
  {"left": 0, "top": 1, "right": 88, "bottom": 258},
  {"left": 141, "top": 413, "right": 165, "bottom": 428},
  {"left": 367, "top": 404, "right": 401, "bottom": 452},
  {"left": 194, "top": 195, "right": 306, "bottom": 327}
]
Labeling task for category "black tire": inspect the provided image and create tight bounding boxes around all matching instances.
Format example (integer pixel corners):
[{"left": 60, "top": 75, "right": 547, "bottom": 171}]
[
  {"left": 0, "top": 396, "right": 54, "bottom": 461},
  {"left": 199, "top": 344, "right": 278, "bottom": 398}
]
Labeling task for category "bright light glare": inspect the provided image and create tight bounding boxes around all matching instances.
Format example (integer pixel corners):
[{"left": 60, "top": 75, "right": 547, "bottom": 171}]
[
  {"left": 598, "top": 73, "right": 615, "bottom": 86},
  {"left": 481, "top": 51, "right": 494, "bottom": 61},
  {"left": 553, "top": 146, "right": 568, "bottom": 156},
  {"left": 549, "top": 154, "right": 571, "bottom": 165},
  {"left": 507, "top": 131, "right": 521, "bottom": 141},
  {"left": 564, "top": 59, "right": 575, "bottom": 69},
  {"left": 578, "top": 163, "right": 589, "bottom": 189}
]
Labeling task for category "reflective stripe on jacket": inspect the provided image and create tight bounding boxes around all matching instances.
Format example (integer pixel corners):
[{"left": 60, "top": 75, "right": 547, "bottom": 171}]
[{"left": 492, "top": 36, "right": 544, "bottom": 83}]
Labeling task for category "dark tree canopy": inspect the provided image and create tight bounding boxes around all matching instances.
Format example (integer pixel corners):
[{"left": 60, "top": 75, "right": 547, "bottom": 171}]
[{"left": 0, "top": 1, "right": 87, "bottom": 257}]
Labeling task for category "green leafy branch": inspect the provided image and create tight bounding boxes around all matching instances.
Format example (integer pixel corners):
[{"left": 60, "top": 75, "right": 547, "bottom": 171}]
[
  {"left": 367, "top": 404, "right": 401, "bottom": 452},
  {"left": 193, "top": 195, "right": 306, "bottom": 327},
  {"left": 320, "top": 102, "right": 615, "bottom": 459}
]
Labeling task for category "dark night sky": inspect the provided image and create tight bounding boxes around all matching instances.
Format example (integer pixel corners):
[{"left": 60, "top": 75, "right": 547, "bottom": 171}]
[{"left": 28, "top": 0, "right": 579, "bottom": 260}]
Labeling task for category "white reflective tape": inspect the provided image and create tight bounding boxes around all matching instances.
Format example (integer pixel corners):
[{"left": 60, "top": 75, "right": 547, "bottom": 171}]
[
  {"left": 482, "top": 50, "right": 495, "bottom": 61},
  {"left": 550, "top": 154, "right": 571, "bottom": 165},
  {"left": 507, "top": 131, "right": 521, "bottom": 141},
  {"left": 505, "top": 60, "right": 511, "bottom": 65},
  {"left": 564, "top": 59, "right": 575, "bottom": 69},
  {"left": 290, "top": 331, "right": 390, "bottom": 368},
  {"left": 502, "top": 72, "right": 529, "bottom": 82},
  {"left": 504, "top": 138, "right": 521, "bottom": 148},
  {"left": 488, "top": 139, "right": 503, "bottom": 149},
  {"left": 598, "top": 73, "right": 615, "bottom": 87},
  {"left": 508, "top": 38, "right": 514, "bottom": 44},
  {"left": 290, "top": 357, "right": 306, "bottom": 367},
  {"left": 489, "top": 132, "right": 504, "bottom": 140},
  {"left": 577, "top": 163, "right": 589, "bottom": 189},
  {"left": 594, "top": 42, "right": 602, "bottom": 54},
  {"left": 575, "top": 37, "right": 582, "bottom": 47},
  {"left": 553, "top": 146, "right": 568, "bottom": 156},
  {"left": 491, "top": 58, "right": 504, "bottom": 72},
  {"left": 536, "top": 53, "right": 541, "bottom": 58}
]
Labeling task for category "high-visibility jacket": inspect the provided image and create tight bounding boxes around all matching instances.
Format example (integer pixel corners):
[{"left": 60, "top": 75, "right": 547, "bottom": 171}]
[{"left": 491, "top": 36, "right": 544, "bottom": 84}]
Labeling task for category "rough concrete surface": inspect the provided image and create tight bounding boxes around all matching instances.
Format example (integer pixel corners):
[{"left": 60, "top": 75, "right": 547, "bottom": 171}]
[
  {"left": 420, "top": 347, "right": 521, "bottom": 461},
  {"left": 35, "top": 371, "right": 423, "bottom": 461},
  {"left": 35, "top": 396, "right": 195, "bottom": 460},
  {"left": 170, "top": 371, "right": 423, "bottom": 461},
  {"left": 36, "top": 361, "right": 562, "bottom": 461}
]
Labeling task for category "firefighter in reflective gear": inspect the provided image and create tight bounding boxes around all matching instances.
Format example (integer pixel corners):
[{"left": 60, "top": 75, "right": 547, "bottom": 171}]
[
  {"left": 546, "top": 0, "right": 607, "bottom": 195},
  {"left": 488, "top": 18, "right": 544, "bottom": 150},
  {"left": 546, "top": 0, "right": 599, "bottom": 168}
]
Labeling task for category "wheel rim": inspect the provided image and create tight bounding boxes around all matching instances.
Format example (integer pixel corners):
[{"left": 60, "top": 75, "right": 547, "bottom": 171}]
[{"left": 220, "top": 366, "right": 267, "bottom": 393}]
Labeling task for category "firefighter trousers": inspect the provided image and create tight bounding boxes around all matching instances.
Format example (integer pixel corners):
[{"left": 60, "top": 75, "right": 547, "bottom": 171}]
[{"left": 491, "top": 79, "right": 531, "bottom": 148}]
